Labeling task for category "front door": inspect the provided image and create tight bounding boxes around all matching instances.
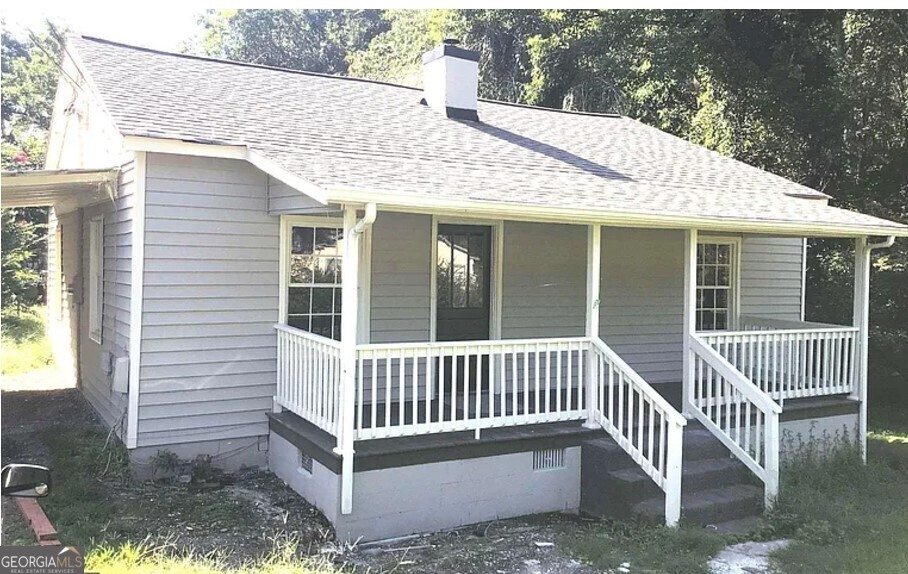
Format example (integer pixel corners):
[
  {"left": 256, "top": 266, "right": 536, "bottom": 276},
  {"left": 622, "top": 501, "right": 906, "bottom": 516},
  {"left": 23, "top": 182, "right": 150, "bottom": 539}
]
[
  {"left": 436, "top": 225, "right": 492, "bottom": 402},
  {"left": 436, "top": 224, "right": 492, "bottom": 341}
]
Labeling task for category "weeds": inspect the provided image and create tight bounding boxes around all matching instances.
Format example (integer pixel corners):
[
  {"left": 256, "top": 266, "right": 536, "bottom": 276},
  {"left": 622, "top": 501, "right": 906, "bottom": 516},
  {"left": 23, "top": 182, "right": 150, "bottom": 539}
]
[
  {"left": 560, "top": 519, "right": 730, "bottom": 574},
  {"left": 86, "top": 536, "right": 340, "bottom": 574},
  {"left": 1, "top": 306, "right": 54, "bottom": 375},
  {"left": 768, "top": 432, "right": 908, "bottom": 573}
]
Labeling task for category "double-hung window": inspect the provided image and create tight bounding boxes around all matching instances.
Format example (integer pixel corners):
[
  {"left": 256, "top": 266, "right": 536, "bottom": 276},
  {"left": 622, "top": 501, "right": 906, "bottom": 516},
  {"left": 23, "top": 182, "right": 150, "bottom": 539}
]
[
  {"left": 696, "top": 238, "right": 739, "bottom": 331},
  {"left": 285, "top": 221, "right": 344, "bottom": 341},
  {"left": 88, "top": 215, "right": 104, "bottom": 343}
]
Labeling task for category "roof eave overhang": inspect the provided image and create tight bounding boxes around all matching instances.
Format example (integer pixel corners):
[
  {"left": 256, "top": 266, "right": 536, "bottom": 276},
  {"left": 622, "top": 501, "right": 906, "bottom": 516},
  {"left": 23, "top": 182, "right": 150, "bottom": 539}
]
[
  {"left": 1, "top": 167, "right": 120, "bottom": 209},
  {"left": 326, "top": 186, "right": 908, "bottom": 239}
]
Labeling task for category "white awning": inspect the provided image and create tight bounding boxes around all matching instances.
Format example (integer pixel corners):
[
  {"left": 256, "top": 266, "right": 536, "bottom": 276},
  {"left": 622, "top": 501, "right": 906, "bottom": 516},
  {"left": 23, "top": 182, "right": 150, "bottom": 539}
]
[{"left": 1, "top": 168, "right": 119, "bottom": 210}]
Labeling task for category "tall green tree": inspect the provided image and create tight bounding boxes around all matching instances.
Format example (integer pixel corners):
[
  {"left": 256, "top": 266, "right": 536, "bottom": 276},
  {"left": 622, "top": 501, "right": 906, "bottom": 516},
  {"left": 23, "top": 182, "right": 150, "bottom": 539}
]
[
  {"left": 189, "top": 9, "right": 388, "bottom": 74},
  {"left": 1, "top": 22, "right": 61, "bottom": 310}
]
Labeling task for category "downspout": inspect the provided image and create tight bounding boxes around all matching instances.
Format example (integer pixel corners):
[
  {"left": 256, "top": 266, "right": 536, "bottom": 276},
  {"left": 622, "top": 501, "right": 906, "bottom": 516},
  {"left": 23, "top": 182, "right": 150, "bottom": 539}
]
[
  {"left": 338, "top": 202, "right": 377, "bottom": 516},
  {"left": 868, "top": 236, "right": 896, "bottom": 251},
  {"left": 353, "top": 202, "right": 377, "bottom": 235},
  {"left": 855, "top": 235, "right": 896, "bottom": 463}
]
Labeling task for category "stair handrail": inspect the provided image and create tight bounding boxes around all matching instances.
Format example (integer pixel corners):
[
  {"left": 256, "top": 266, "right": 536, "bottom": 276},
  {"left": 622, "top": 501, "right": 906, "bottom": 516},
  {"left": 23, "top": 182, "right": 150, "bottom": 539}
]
[
  {"left": 589, "top": 337, "right": 686, "bottom": 526},
  {"left": 688, "top": 334, "right": 781, "bottom": 508}
]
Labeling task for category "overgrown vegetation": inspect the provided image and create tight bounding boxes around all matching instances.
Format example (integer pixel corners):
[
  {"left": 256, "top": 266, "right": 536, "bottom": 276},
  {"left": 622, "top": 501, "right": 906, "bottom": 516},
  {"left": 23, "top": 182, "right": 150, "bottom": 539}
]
[
  {"left": 561, "top": 519, "right": 730, "bottom": 574},
  {"left": 1, "top": 389, "right": 335, "bottom": 568},
  {"left": 766, "top": 432, "right": 908, "bottom": 573},
  {"left": 85, "top": 537, "right": 339, "bottom": 574},
  {"left": 1, "top": 305, "right": 54, "bottom": 374}
]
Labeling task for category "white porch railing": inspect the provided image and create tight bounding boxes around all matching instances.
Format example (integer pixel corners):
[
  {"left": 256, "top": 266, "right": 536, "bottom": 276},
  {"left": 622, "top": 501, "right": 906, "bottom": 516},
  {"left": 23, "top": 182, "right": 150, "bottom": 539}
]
[
  {"left": 699, "top": 316, "right": 858, "bottom": 403},
  {"left": 275, "top": 324, "right": 343, "bottom": 437},
  {"left": 588, "top": 338, "right": 686, "bottom": 525},
  {"left": 689, "top": 334, "right": 781, "bottom": 507},
  {"left": 353, "top": 337, "right": 590, "bottom": 440}
]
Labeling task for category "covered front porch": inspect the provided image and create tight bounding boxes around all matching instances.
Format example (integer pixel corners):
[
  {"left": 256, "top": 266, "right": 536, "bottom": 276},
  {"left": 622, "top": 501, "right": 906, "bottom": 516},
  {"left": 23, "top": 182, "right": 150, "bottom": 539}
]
[{"left": 270, "top": 204, "right": 882, "bottom": 526}]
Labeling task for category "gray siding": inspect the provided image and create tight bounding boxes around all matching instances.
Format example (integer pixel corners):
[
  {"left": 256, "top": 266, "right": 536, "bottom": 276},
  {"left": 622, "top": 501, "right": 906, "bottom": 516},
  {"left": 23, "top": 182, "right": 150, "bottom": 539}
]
[
  {"left": 599, "top": 228, "right": 685, "bottom": 384},
  {"left": 138, "top": 153, "right": 279, "bottom": 448},
  {"left": 740, "top": 235, "right": 804, "bottom": 321},
  {"left": 501, "top": 222, "right": 587, "bottom": 339},
  {"left": 369, "top": 212, "right": 432, "bottom": 343},
  {"left": 79, "top": 161, "right": 135, "bottom": 432},
  {"left": 267, "top": 179, "right": 329, "bottom": 214}
]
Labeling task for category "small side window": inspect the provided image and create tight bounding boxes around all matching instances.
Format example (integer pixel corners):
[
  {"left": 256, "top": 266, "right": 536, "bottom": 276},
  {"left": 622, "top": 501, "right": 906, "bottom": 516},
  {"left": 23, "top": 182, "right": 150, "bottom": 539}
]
[{"left": 89, "top": 215, "right": 104, "bottom": 343}]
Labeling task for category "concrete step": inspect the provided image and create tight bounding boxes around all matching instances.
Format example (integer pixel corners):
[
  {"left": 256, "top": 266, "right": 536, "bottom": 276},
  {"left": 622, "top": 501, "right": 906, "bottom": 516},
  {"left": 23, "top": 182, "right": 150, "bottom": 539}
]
[
  {"left": 609, "top": 456, "right": 746, "bottom": 497},
  {"left": 633, "top": 484, "right": 764, "bottom": 525}
]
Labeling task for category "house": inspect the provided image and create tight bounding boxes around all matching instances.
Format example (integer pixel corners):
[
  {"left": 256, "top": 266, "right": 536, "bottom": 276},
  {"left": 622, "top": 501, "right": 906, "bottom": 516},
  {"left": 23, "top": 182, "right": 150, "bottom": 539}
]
[{"left": 3, "top": 35, "right": 906, "bottom": 542}]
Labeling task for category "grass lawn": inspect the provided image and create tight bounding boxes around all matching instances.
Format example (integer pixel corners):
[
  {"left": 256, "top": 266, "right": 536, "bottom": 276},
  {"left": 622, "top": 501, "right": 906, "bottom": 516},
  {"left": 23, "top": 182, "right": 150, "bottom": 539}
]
[{"left": 1, "top": 306, "right": 54, "bottom": 375}]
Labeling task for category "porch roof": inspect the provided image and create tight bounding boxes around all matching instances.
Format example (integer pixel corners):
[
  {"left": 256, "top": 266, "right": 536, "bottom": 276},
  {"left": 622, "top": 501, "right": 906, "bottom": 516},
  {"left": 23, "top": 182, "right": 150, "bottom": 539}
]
[
  {"left": 68, "top": 35, "right": 908, "bottom": 238},
  {"left": 0, "top": 167, "right": 119, "bottom": 209}
]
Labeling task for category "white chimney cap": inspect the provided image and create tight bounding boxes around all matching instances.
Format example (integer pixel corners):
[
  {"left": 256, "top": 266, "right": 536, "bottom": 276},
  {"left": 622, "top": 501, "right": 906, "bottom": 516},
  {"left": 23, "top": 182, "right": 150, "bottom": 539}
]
[{"left": 422, "top": 42, "right": 480, "bottom": 121}]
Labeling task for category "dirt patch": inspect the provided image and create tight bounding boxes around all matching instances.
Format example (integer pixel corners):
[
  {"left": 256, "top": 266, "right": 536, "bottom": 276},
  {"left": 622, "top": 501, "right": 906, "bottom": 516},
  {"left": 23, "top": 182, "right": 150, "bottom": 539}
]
[
  {"left": 343, "top": 514, "right": 599, "bottom": 573},
  {"left": 1, "top": 388, "right": 600, "bottom": 572},
  {"left": 1, "top": 389, "right": 332, "bottom": 561}
]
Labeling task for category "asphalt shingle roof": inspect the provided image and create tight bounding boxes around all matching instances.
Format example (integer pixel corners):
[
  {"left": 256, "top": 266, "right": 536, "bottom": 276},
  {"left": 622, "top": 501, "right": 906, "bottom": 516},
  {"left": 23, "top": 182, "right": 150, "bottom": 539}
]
[{"left": 70, "top": 35, "right": 907, "bottom": 236}]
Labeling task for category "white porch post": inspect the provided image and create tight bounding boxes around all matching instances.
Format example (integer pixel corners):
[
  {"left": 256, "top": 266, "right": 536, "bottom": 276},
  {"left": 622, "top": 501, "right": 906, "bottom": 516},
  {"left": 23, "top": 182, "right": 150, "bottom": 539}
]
[
  {"left": 337, "top": 206, "right": 361, "bottom": 514},
  {"left": 852, "top": 236, "right": 870, "bottom": 462},
  {"left": 682, "top": 228, "right": 698, "bottom": 416},
  {"left": 584, "top": 224, "right": 602, "bottom": 428}
]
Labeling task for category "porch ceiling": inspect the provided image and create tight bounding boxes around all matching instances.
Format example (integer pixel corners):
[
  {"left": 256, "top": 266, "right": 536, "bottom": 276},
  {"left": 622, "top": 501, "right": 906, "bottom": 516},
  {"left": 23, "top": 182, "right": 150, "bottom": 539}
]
[{"left": 1, "top": 167, "right": 119, "bottom": 209}]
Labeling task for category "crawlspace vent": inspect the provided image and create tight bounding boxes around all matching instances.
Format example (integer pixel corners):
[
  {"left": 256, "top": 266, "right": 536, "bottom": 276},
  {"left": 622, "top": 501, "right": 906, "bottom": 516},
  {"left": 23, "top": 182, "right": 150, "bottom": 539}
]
[
  {"left": 532, "top": 448, "right": 566, "bottom": 470},
  {"left": 299, "top": 450, "right": 313, "bottom": 474}
]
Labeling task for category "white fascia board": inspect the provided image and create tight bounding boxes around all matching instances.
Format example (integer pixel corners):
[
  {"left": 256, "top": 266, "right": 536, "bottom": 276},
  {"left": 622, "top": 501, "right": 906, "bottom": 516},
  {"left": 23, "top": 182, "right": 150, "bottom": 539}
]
[
  {"left": 246, "top": 150, "right": 329, "bottom": 205},
  {"left": 325, "top": 186, "right": 908, "bottom": 239},
  {"left": 121, "top": 136, "right": 329, "bottom": 205},
  {"left": 122, "top": 136, "right": 247, "bottom": 159}
]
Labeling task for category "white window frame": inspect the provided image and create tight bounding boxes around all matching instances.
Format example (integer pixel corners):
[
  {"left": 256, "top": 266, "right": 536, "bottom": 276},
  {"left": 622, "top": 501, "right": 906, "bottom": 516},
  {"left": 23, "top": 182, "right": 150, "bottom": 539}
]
[
  {"left": 88, "top": 215, "right": 104, "bottom": 344},
  {"left": 696, "top": 236, "right": 741, "bottom": 331},
  {"left": 278, "top": 215, "right": 372, "bottom": 342}
]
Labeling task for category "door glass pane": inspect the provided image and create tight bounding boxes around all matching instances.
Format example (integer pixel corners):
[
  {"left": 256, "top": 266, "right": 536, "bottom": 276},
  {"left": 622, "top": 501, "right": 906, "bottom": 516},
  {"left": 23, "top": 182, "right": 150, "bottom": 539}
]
[
  {"left": 468, "top": 233, "right": 486, "bottom": 308},
  {"left": 451, "top": 234, "right": 469, "bottom": 309},
  {"left": 437, "top": 235, "right": 453, "bottom": 308}
]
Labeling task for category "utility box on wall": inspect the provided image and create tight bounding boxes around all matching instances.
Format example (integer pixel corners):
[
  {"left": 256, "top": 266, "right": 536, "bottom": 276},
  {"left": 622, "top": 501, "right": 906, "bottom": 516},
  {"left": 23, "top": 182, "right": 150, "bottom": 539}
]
[{"left": 112, "top": 356, "right": 129, "bottom": 394}]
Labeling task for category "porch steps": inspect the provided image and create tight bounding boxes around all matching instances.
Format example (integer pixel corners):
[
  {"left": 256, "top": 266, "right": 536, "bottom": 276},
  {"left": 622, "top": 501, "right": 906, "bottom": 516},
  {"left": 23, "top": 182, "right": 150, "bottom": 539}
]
[{"left": 580, "top": 423, "right": 764, "bottom": 525}]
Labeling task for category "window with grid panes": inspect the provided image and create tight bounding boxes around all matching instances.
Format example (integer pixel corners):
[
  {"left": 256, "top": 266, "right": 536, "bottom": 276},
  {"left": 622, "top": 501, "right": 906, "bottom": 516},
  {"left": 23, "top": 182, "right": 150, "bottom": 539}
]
[
  {"left": 287, "top": 225, "right": 344, "bottom": 340},
  {"left": 696, "top": 241, "right": 736, "bottom": 331}
]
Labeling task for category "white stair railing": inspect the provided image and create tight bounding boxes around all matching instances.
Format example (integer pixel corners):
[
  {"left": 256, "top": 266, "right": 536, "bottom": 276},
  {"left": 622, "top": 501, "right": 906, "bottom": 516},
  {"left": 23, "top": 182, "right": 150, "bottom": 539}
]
[
  {"left": 689, "top": 334, "right": 781, "bottom": 508},
  {"left": 589, "top": 338, "right": 687, "bottom": 526}
]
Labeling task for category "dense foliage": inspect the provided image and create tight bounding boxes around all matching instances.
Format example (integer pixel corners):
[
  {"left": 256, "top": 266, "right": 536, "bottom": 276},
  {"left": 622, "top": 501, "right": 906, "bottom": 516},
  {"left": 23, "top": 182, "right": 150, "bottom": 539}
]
[
  {"left": 193, "top": 9, "right": 908, "bottom": 390},
  {"left": 1, "top": 23, "right": 60, "bottom": 310}
]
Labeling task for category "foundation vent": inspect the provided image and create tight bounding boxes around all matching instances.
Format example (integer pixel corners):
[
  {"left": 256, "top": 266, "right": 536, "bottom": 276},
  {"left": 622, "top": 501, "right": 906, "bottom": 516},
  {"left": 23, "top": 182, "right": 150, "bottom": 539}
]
[
  {"left": 533, "top": 448, "right": 566, "bottom": 471},
  {"left": 298, "top": 450, "right": 313, "bottom": 474}
]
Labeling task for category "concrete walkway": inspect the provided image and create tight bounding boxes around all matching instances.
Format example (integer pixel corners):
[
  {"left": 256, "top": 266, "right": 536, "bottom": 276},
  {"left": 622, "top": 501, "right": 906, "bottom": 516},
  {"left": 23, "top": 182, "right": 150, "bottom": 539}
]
[{"left": 709, "top": 539, "right": 789, "bottom": 574}]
